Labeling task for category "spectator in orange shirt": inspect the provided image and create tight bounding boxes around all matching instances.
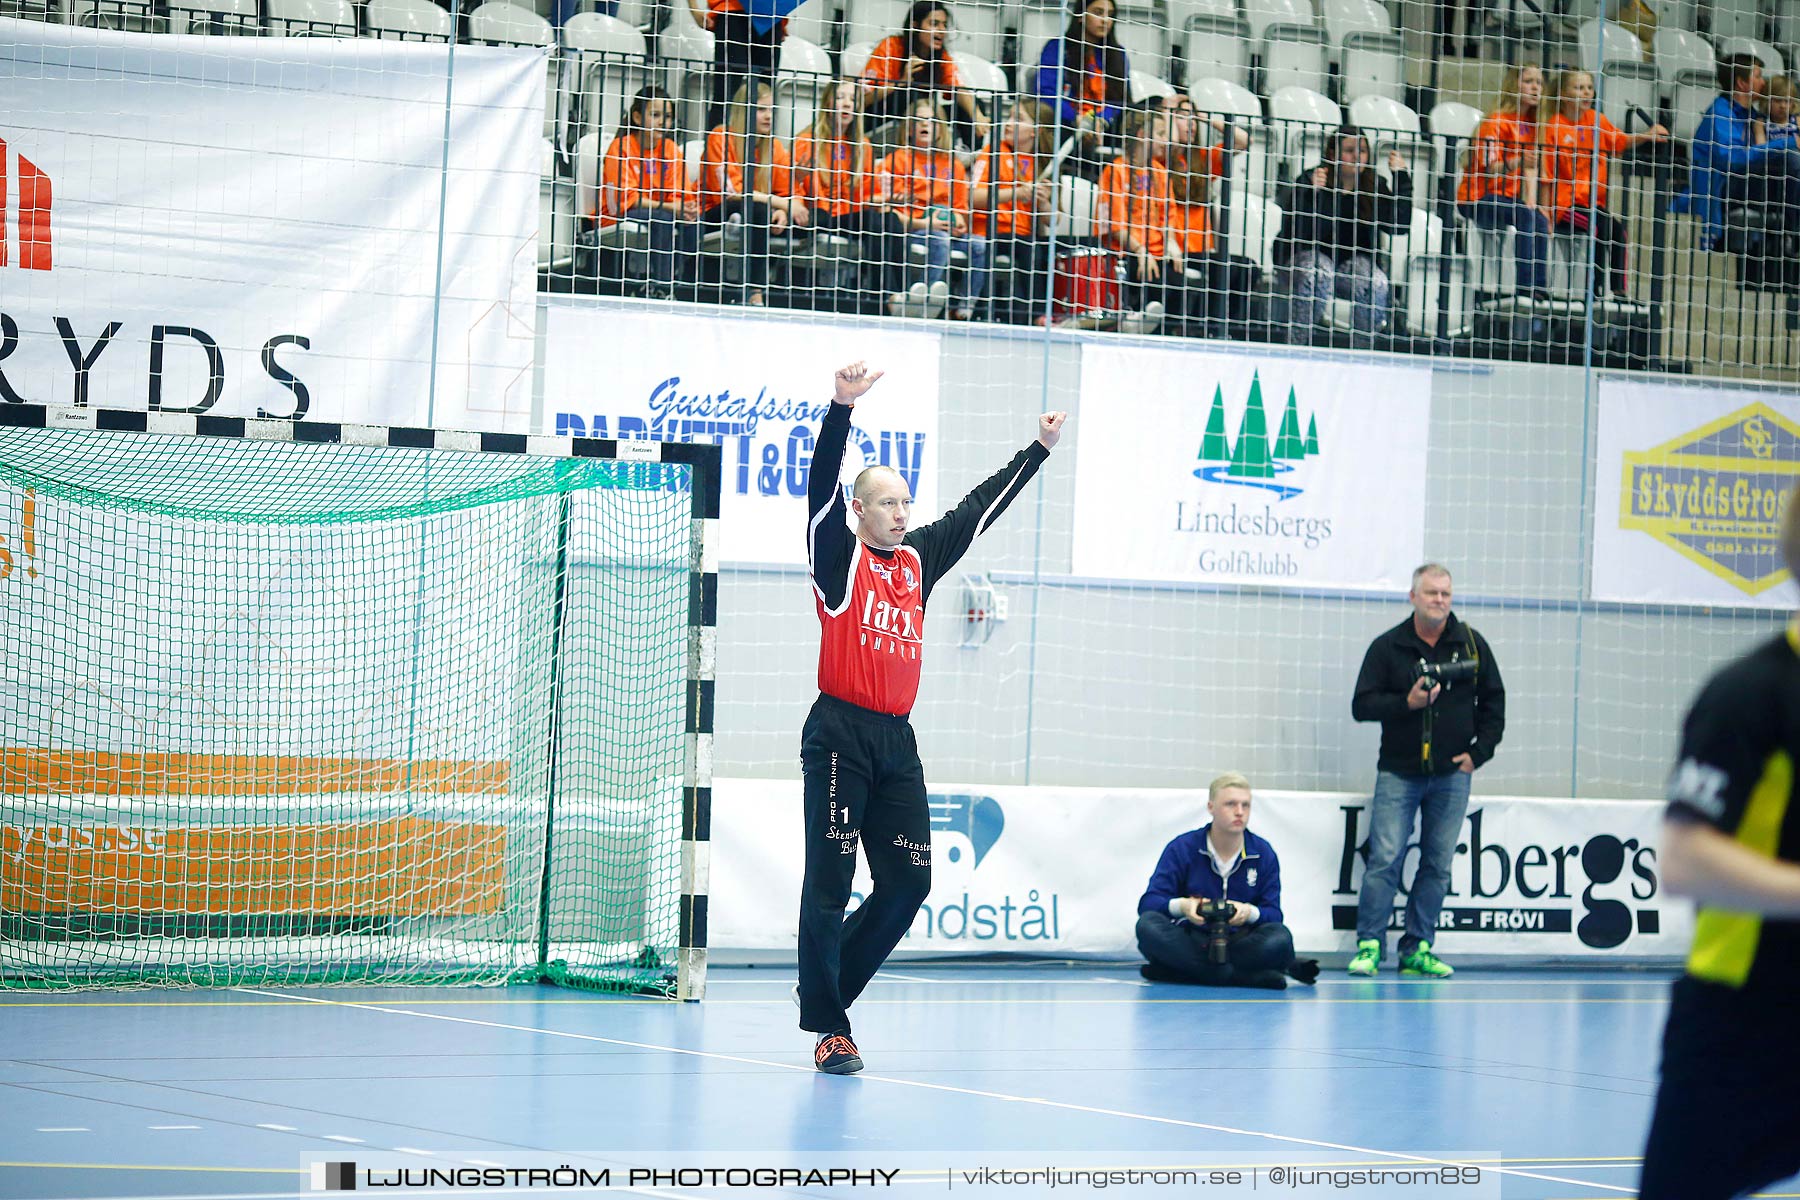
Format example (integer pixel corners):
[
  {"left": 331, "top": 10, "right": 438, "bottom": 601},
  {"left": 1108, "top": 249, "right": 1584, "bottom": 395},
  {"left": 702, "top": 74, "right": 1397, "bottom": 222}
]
[
  {"left": 972, "top": 98, "right": 1057, "bottom": 323},
  {"left": 702, "top": 80, "right": 811, "bottom": 307},
  {"left": 1099, "top": 107, "right": 1183, "bottom": 327},
  {"left": 1456, "top": 64, "right": 1553, "bottom": 301},
  {"left": 794, "top": 79, "right": 906, "bottom": 312},
  {"left": 1542, "top": 69, "right": 1666, "bottom": 298},
  {"left": 1034, "top": 0, "right": 1130, "bottom": 172},
  {"left": 860, "top": 1, "right": 990, "bottom": 147},
  {"left": 876, "top": 98, "right": 988, "bottom": 319},
  {"left": 686, "top": 0, "right": 797, "bottom": 131},
  {"left": 1161, "top": 96, "right": 1247, "bottom": 256},
  {"left": 596, "top": 86, "right": 699, "bottom": 300},
  {"left": 1161, "top": 94, "right": 1249, "bottom": 332}
]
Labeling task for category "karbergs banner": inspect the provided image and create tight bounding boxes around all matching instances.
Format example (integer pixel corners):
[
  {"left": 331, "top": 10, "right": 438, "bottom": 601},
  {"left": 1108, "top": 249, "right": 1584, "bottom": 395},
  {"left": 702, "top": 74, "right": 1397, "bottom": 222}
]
[
  {"left": 1594, "top": 378, "right": 1800, "bottom": 608},
  {"left": 1072, "top": 345, "right": 1430, "bottom": 589},
  {"left": 0, "top": 20, "right": 542, "bottom": 429},
  {"left": 710, "top": 778, "right": 1691, "bottom": 958},
  {"left": 541, "top": 303, "right": 941, "bottom": 565}
]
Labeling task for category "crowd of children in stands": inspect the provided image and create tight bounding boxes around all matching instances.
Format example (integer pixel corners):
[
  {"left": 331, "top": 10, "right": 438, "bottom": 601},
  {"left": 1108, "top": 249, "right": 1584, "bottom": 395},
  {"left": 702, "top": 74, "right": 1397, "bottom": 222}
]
[{"left": 593, "top": 0, "right": 1799, "bottom": 341}]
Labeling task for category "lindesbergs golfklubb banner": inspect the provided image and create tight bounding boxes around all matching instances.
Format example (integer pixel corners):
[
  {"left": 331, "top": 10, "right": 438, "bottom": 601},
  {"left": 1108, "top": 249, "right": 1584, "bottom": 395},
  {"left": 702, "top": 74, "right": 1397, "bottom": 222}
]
[
  {"left": 1073, "top": 346, "right": 1430, "bottom": 589},
  {"left": 0, "top": 20, "right": 543, "bottom": 429}
]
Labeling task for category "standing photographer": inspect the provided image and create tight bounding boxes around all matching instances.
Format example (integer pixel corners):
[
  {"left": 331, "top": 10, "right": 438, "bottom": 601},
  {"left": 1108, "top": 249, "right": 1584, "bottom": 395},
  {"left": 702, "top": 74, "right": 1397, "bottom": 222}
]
[
  {"left": 1348, "top": 563, "right": 1505, "bottom": 979},
  {"left": 1135, "top": 773, "right": 1318, "bottom": 989}
]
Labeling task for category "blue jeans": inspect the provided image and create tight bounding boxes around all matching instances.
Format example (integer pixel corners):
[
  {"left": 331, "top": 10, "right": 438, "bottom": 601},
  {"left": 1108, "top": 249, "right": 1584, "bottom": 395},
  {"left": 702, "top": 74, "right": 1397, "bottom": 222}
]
[
  {"left": 1287, "top": 249, "right": 1390, "bottom": 343},
  {"left": 1460, "top": 195, "right": 1550, "bottom": 294},
  {"left": 622, "top": 206, "right": 697, "bottom": 290},
  {"left": 1355, "top": 768, "right": 1472, "bottom": 956},
  {"left": 910, "top": 228, "right": 989, "bottom": 312}
]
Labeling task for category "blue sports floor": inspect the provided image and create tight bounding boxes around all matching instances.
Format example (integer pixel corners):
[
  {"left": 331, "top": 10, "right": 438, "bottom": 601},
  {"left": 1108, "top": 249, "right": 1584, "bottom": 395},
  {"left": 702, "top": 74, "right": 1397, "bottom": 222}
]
[{"left": 3, "top": 966, "right": 1795, "bottom": 1200}]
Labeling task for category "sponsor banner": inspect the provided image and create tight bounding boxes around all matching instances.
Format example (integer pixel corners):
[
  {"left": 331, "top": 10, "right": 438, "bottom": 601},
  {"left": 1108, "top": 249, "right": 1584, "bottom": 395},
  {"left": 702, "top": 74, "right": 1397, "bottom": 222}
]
[
  {"left": 541, "top": 304, "right": 941, "bottom": 565},
  {"left": 710, "top": 778, "right": 1690, "bottom": 958},
  {"left": 0, "top": 21, "right": 542, "bottom": 428},
  {"left": 2, "top": 816, "right": 506, "bottom": 915},
  {"left": 1594, "top": 378, "right": 1800, "bottom": 607},
  {"left": 1071, "top": 346, "right": 1430, "bottom": 590}
]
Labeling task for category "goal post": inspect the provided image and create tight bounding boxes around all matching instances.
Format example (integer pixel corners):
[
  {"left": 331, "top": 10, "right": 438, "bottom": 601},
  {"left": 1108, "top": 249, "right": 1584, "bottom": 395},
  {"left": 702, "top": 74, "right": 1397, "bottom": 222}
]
[{"left": 0, "top": 405, "right": 719, "bottom": 999}]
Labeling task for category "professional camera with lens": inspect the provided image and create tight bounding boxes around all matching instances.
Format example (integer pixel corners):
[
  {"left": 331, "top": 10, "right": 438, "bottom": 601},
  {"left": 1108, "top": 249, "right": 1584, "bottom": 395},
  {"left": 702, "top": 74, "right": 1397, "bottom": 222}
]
[
  {"left": 1414, "top": 657, "right": 1479, "bottom": 692},
  {"left": 1200, "top": 898, "right": 1236, "bottom": 964}
]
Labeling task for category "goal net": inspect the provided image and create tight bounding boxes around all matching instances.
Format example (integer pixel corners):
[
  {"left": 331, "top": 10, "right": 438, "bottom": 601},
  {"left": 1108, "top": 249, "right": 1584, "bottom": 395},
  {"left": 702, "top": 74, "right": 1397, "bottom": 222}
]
[{"left": 0, "top": 409, "right": 718, "bottom": 997}]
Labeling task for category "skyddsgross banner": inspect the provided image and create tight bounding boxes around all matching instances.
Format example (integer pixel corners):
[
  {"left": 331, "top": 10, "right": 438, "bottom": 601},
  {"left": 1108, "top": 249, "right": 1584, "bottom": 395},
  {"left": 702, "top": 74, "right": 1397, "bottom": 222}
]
[
  {"left": 710, "top": 778, "right": 1692, "bottom": 960},
  {"left": 0, "top": 21, "right": 542, "bottom": 429},
  {"left": 1594, "top": 378, "right": 1800, "bottom": 608},
  {"left": 541, "top": 303, "right": 941, "bottom": 565},
  {"left": 1072, "top": 346, "right": 1430, "bottom": 590}
]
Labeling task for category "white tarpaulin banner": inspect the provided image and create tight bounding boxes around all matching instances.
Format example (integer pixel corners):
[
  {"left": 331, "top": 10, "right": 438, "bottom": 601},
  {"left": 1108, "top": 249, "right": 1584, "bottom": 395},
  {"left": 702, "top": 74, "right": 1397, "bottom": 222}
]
[
  {"left": 541, "top": 304, "right": 941, "bottom": 565},
  {"left": 0, "top": 20, "right": 542, "bottom": 429},
  {"left": 1594, "top": 378, "right": 1800, "bottom": 608},
  {"left": 1072, "top": 345, "right": 1430, "bottom": 590},
  {"left": 711, "top": 777, "right": 1691, "bottom": 959}
]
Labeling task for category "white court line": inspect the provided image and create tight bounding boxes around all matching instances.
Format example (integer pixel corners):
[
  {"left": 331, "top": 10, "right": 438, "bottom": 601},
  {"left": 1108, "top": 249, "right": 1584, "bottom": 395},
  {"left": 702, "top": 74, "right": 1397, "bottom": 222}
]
[
  {"left": 321, "top": 1135, "right": 363, "bottom": 1144},
  {"left": 254, "top": 1124, "right": 297, "bottom": 1131},
  {"left": 702, "top": 976, "right": 1676, "bottom": 988},
  {"left": 393, "top": 1148, "right": 434, "bottom": 1157},
  {"left": 34, "top": 1127, "right": 89, "bottom": 1133},
  {"left": 148, "top": 1125, "right": 202, "bottom": 1131},
  {"left": 707, "top": 977, "right": 1158, "bottom": 987},
  {"left": 232, "top": 987, "right": 1635, "bottom": 1195}
]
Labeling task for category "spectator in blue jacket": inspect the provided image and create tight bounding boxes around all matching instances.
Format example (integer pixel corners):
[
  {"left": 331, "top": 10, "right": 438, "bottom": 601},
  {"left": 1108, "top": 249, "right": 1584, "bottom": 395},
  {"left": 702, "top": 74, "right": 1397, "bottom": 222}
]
[
  {"left": 1034, "top": 0, "right": 1130, "bottom": 168},
  {"left": 1135, "top": 773, "right": 1319, "bottom": 989},
  {"left": 1674, "top": 54, "right": 1800, "bottom": 249}
]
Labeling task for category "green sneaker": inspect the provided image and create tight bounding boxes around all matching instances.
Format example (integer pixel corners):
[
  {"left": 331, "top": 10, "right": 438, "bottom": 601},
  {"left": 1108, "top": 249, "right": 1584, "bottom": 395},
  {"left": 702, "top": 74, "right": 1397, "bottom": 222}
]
[
  {"left": 1400, "top": 941, "right": 1454, "bottom": 978},
  {"left": 1346, "top": 939, "right": 1382, "bottom": 976}
]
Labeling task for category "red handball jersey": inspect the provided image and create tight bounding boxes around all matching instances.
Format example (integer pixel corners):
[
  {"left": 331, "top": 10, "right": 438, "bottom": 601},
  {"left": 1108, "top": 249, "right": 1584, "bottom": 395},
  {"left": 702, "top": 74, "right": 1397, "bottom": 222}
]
[
  {"left": 814, "top": 542, "right": 926, "bottom": 714},
  {"left": 806, "top": 401, "right": 1050, "bottom": 718}
]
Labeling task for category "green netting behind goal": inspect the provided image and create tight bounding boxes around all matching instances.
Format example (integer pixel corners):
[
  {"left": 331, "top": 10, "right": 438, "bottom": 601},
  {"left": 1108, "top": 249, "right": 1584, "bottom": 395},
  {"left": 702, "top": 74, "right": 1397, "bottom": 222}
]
[{"left": 0, "top": 421, "right": 707, "bottom": 996}]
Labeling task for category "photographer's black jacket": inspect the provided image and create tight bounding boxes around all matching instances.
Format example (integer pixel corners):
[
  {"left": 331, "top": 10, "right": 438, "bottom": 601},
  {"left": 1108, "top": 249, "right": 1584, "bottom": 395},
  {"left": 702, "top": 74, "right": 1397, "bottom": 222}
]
[{"left": 1352, "top": 612, "right": 1505, "bottom": 776}]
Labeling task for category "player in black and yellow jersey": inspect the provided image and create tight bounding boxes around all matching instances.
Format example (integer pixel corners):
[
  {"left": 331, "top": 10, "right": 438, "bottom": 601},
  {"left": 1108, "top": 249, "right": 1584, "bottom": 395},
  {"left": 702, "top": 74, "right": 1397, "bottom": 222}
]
[{"left": 1640, "top": 489, "right": 1800, "bottom": 1200}]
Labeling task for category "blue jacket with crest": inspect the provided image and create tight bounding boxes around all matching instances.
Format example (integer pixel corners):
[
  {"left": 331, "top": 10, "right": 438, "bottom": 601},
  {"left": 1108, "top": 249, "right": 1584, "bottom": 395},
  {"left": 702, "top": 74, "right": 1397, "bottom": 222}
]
[{"left": 1137, "top": 825, "right": 1283, "bottom": 924}]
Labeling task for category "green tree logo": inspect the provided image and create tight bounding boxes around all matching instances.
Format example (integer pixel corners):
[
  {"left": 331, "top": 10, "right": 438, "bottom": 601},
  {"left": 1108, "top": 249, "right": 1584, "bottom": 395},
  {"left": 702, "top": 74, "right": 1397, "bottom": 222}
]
[{"left": 1195, "top": 373, "right": 1317, "bottom": 499}]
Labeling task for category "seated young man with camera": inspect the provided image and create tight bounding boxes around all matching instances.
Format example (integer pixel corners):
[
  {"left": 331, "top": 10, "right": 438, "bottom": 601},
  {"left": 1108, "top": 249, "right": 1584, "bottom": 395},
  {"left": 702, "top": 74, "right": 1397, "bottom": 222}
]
[{"left": 1134, "top": 773, "right": 1319, "bottom": 989}]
